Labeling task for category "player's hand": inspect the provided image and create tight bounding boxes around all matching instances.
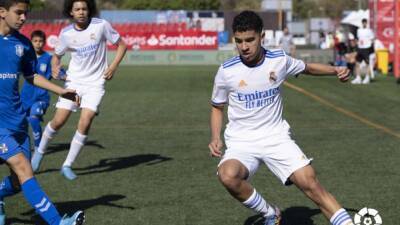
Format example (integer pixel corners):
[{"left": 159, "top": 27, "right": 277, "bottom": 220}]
[
  {"left": 335, "top": 66, "right": 350, "bottom": 82},
  {"left": 208, "top": 138, "right": 223, "bottom": 158},
  {"left": 60, "top": 89, "right": 80, "bottom": 105},
  {"left": 103, "top": 66, "right": 116, "bottom": 80}
]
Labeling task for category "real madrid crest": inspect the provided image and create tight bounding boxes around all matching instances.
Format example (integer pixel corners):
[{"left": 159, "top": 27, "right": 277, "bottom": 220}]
[
  {"left": 269, "top": 71, "right": 277, "bottom": 82},
  {"left": 15, "top": 45, "right": 24, "bottom": 57},
  {"left": 90, "top": 33, "right": 96, "bottom": 40}
]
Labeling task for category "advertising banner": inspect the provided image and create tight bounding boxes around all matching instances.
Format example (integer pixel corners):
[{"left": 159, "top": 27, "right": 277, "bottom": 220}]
[{"left": 40, "top": 31, "right": 218, "bottom": 51}]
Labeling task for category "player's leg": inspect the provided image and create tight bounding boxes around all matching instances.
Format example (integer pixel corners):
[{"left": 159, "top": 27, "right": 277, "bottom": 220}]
[
  {"left": 1, "top": 133, "right": 84, "bottom": 225},
  {"left": 61, "top": 108, "right": 95, "bottom": 180},
  {"left": 28, "top": 101, "right": 48, "bottom": 152},
  {"left": 362, "top": 50, "right": 371, "bottom": 84},
  {"left": 61, "top": 86, "right": 104, "bottom": 180},
  {"left": 32, "top": 108, "right": 72, "bottom": 172},
  {"left": 8, "top": 153, "right": 85, "bottom": 225},
  {"left": 290, "top": 165, "right": 354, "bottom": 225},
  {"left": 351, "top": 52, "right": 362, "bottom": 84},
  {"left": 218, "top": 155, "right": 278, "bottom": 223}
]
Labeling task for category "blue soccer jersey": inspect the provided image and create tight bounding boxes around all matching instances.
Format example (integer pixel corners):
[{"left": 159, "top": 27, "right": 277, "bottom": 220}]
[
  {"left": 21, "top": 52, "right": 52, "bottom": 110},
  {"left": 0, "top": 31, "right": 37, "bottom": 134}
]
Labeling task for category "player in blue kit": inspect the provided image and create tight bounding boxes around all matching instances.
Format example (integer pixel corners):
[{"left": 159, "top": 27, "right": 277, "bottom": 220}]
[
  {"left": 0, "top": 0, "right": 84, "bottom": 224},
  {"left": 20, "top": 30, "right": 65, "bottom": 153}
]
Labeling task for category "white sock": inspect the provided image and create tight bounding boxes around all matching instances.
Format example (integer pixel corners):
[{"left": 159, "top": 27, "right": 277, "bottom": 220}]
[
  {"left": 63, "top": 131, "right": 87, "bottom": 167},
  {"left": 242, "top": 189, "right": 275, "bottom": 218},
  {"left": 37, "top": 123, "right": 57, "bottom": 154},
  {"left": 330, "top": 208, "right": 354, "bottom": 225}
]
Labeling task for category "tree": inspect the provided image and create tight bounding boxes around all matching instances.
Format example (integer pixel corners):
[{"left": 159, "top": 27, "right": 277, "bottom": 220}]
[{"left": 292, "top": 0, "right": 369, "bottom": 19}]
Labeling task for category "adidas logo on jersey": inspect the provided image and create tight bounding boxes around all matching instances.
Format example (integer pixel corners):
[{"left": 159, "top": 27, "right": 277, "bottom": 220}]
[{"left": 238, "top": 80, "right": 247, "bottom": 87}]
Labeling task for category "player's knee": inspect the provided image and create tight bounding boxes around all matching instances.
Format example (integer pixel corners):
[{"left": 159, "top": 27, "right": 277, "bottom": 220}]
[{"left": 218, "top": 168, "right": 242, "bottom": 189}]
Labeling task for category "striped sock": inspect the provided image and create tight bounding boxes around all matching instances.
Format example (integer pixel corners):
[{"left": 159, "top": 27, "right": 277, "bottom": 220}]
[
  {"left": 21, "top": 178, "right": 61, "bottom": 225},
  {"left": 330, "top": 208, "right": 354, "bottom": 225},
  {"left": 242, "top": 189, "right": 275, "bottom": 217}
]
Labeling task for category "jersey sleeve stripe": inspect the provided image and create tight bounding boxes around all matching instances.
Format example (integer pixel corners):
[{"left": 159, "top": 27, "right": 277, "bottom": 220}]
[
  {"left": 266, "top": 54, "right": 285, "bottom": 58},
  {"left": 223, "top": 56, "right": 240, "bottom": 65},
  {"left": 210, "top": 100, "right": 227, "bottom": 106},
  {"left": 223, "top": 60, "right": 241, "bottom": 68}
]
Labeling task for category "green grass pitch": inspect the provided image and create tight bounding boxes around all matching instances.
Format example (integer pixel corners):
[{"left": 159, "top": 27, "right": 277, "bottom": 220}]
[{"left": 1, "top": 66, "right": 399, "bottom": 224}]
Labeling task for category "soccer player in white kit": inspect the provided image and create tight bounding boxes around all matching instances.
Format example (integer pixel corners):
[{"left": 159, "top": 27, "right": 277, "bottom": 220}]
[
  {"left": 31, "top": 0, "right": 127, "bottom": 180},
  {"left": 209, "top": 11, "right": 354, "bottom": 225}
]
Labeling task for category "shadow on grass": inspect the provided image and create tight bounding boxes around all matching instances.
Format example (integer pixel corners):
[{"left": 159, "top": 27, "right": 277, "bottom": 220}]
[
  {"left": 244, "top": 206, "right": 359, "bottom": 225},
  {"left": 37, "top": 154, "right": 173, "bottom": 176},
  {"left": 244, "top": 206, "right": 321, "bottom": 225},
  {"left": 46, "top": 140, "right": 105, "bottom": 155},
  {"left": 7, "top": 194, "right": 134, "bottom": 225}
]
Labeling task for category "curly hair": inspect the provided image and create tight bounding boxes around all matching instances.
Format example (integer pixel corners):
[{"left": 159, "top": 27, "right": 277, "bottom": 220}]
[
  {"left": 63, "top": 0, "right": 97, "bottom": 19},
  {"left": 0, "top": 0, "right": 30, "bottom": 9},
  {"left": 232, "top": 11, "right": 263, "bottom": 34}
]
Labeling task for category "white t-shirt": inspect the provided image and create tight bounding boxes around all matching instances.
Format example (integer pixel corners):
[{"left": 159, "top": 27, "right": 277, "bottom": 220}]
[
  {"left": 211, "top": 49, "right": 306, "bottom": 142},
  {"left": 55, "top": 18, "right": 120, "bottom": 87},
  {"left": 279, "top": 34, "right": 293, "bottom": 55},
  {"left": 357, "top": 28, "right": 374, "bottom": 49}
]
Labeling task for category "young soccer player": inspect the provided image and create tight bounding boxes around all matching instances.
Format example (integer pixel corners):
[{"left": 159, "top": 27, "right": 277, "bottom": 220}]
[
  {"left": 209, "top": 11, "right": 354, "bottom": 225},
  {"left": 0, "top": 0, "right": 84, "bottom": 224},
  {"left": 31, "top": 0, "right": 127, "bottom": 180},
  {"left": 21, "top": 30, "right": 65, "bottom": 153}
]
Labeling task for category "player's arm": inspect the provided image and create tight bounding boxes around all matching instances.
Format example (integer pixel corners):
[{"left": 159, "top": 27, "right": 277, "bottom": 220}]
[
  {"left": 26, "top": 75, "right": 79, "bottom": 103},
  {"left": 103, "top": 38, "right": 127, "bottom": 80},
  {"left": 51, "top": 54, "right": 64, "bottom": 80},
  {"left": 303, "top": 63, "right": 350, "bottom": 82},
  {"left": 209, "top": 104, "right": 224, "bottom": 158}
]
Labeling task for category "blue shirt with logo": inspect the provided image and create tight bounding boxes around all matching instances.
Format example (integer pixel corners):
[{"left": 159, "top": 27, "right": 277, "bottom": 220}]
[
  {"left": 0, "top": 31, "right": 37, "bottom": 134},
  {"left": 20, "top": 52, "right": 52, "bottom": 110}
]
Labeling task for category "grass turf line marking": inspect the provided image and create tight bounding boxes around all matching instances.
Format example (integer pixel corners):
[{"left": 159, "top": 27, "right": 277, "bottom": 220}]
[{"left": 284, "top": 81, "right": 400, "bottom": 139}]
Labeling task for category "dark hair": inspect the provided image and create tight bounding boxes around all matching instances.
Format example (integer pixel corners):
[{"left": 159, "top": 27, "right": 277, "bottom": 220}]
[
  {"left": 31, "top": 30, "right": 46, "bottom": 41},
  {"left": 63, "top": 0, "right": 97, "bottom": 18},
  {"left": 232, "top": 10, "right": 263, "bottom": 33},
  {"left": 0, "top": 0, "right": 30, "bottom": 9},
  {"left": 362, "top": 18, "right": 368, "bottom": 23}
]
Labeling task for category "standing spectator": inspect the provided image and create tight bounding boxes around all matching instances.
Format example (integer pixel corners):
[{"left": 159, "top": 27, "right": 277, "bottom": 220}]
[
  {"left": 278, "top": 26, "right": 295, "bottom": 56},
  {"left": 352, "top": 18, "right": 375, "bottom": 84}
]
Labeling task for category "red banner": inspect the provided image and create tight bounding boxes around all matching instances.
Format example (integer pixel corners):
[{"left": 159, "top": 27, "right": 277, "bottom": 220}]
[
  {"left": 395, "top": 1, "right": 400, "bottom": 78},
  {"left": 369, "top": 0, "right": 395, "bottom": 61},
  {"left": 115, "top": 31, "right": 218, "bottom": 50},
  {"left": 33, "top": 31, "right": 218, "bottom": 51}
]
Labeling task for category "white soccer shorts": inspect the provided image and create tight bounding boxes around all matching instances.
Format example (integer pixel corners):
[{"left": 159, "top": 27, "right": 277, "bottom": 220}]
[
  {"left": 218, "top": 135, "right": 312, "bottom": 185},
  {"left": 56, "top": 81, "right": 105, "bottom": 113}
]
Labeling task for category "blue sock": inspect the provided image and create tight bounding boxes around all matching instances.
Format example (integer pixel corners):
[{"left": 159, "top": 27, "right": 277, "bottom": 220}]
[
  {"left": 28, "top": 116, "right": 42, "bottom": 148},
  {"left": 0, "top": 176, "right": 19, "bottom": 201},
  {"left": 21, "top": 177, "right": 61, "bottom": 225}
]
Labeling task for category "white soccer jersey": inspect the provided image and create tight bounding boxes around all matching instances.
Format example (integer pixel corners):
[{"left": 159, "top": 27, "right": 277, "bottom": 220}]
[
  {"left": 211, "top": 49, "right": 306, "bottom": 141},
  {"left": 357, "top": 28, "right": 374, "bottom": 49},
  {"left": 55, "top": 18, "right": 120, "bottom": 86}
]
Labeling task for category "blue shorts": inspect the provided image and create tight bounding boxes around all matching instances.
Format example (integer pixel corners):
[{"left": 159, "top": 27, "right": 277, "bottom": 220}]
[
  {"left": 0, "top": 133, "right": 31, "bottom": 163},
  {"left": 28, "top": 101, "right": 49, "bottom": 118}
]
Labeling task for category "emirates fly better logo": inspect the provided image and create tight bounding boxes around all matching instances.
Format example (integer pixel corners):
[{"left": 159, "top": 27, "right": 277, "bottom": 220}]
[{"left": 354, "top": 207, "right": 382, "bottom": 225}]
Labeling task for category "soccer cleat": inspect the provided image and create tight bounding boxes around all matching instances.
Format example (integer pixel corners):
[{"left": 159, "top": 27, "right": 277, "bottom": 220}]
[
  {"left": 59, "top": 211, "right": 85, "bottom": 225},
  {"left": 0, "top": 201, "right": 5, "bottom": 225},
  {"left": 60, "top": 166, "right": 77, "bottom": 180},
  {"left": 264, "top": 206, "right": 281, "bottom": 225},
  {"left": 31, "top": 150, "right": 44, "bottom": 172}
]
